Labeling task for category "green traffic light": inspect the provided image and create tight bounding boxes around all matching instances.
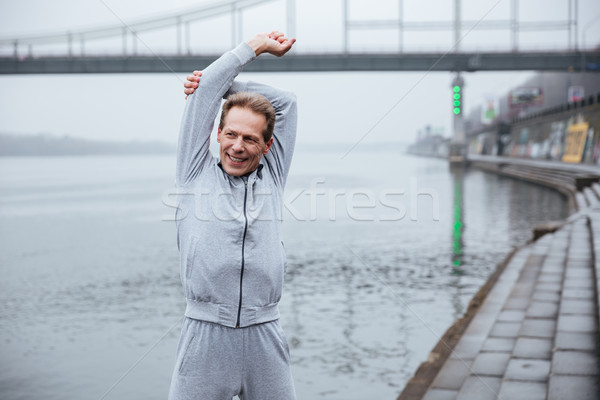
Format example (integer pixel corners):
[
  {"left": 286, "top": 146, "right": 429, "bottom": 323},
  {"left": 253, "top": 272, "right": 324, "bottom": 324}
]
[
  {"left": 454, "top": 100, "right": 460, "bottom": 106},
  {"left": 453, "top": 93, "right": 461, "bottom": 100},
  {"left": 453, "top": 85, "right": 461, "bottom": 92},
  {"left": 453, "top": 107, "right": 461, "bottom": 114}
]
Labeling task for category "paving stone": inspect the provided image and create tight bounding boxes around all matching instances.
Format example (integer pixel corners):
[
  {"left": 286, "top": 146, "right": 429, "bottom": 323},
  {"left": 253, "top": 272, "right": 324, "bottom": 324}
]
[
  {"left": 567, "top": 254, "right": 592, "bottom": 262},
  {"left": 455, "top": 376, "right": 501, "bottom": 400},
  {"left": 505, "top": 359, "right": 551, "bottom": 381},
  {"left": 568, "top": 240, "right": 590, "bottom": 246},
  {"left": 532, "top": 291, "right": 560, "bottom": 302},
  {"left": 569, "top": 242, "right": 590, "bottom": 249},
  {"left": 519, "top": 319, "right": 556, "bottom": 338},
  {"left": 540, "top": 265, "right": 563, "bottom": 274},
  {"left": 542, "top": 255, "right": 564, "bottom": 262},
  {"left": 555, "top": 332, "right": 597, "bottom": 351},
  {"left": 462, "top": 315, "right": 496, "bottom": 337},
  {"left": 481, "top": 337, "right": 515, "bottom": 352},
  {"left": 537, "top": 273, "right": 563, "bottom": 284},
  {"left": 559, "top": 299, "right": 596, "bottom": 315},
  {"left": 552, "top": 351, "right": 600, "bottom": 375},
  {"left": 513, "top": 337, "right": 552, "bottom": 359},
  {"left": 498, "top": 310, "right": 525, "bottom": 322},
  {"left": 471, "top": 353, "right": 511, "bottom": 376},
  {"left": 543, "top": 253, "right": 565, "bottom": 260},
  {"left": 557, "top": 314, "right": 597, "bottom": 333},
  {"left": 526, "top": 301, "right": 559, "bottom": 318},
  {"left": 525, "top": 254, "right": 546, "bottom": 267},
  {"left": 511, "top": 283, "right": 536, "bottom": 297},
  {"left": 562, "top": 288, "right": 595, "bottom": 300},
  {"left": 563, "top": 278, "right": 595, "bottom": 289},
  {"left": 569, "top": 244, "right": 591, "bottom": 251},
  {"left": 490, "top": 322, "right": 521, "bottom": 338},
  {"left": 545, "top": 250, "right": 567, "bottom": 257},
  {"left": 498, "top": 381, "right": 546, "bottom": 400},
  {"left": 566, "top": 259, "right": 592, "bottom": 269},
  {"left": 504, "top": 297, "right": 530, "bottom": 310},
  {"left": 535, "top": 282, "right": 561, "bottom": 292},
  {"left": 450, "top": 336, "right": 485, "bottom": 360},
  {"left": 422, "top": 389, "right": 458, "bottom": 400},
  {"left": 565, "top": 268, "right": 593, "bottom": 279},
  {"left": 548, "top": 375, "right": 599, "bottom": 400},
  {"left": 431, "top": 359, "right": 473, "bottom": 390}
]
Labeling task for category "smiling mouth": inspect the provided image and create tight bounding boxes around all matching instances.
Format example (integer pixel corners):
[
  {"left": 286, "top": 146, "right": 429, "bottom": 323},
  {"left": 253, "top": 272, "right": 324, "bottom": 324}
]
[{"left": 228, "top": 153, "right": 246, "bottom": 163}]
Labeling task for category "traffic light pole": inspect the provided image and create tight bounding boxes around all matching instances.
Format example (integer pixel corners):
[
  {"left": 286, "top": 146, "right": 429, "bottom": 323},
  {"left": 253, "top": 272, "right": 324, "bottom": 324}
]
[{"left": 449, "top": 72, "right": 467, "bottom": 166}]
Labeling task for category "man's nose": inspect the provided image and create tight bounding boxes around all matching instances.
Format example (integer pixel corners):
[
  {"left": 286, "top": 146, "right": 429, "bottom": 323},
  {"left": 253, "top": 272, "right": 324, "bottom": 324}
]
[{"left": 232, "top": 137, "right": 244, "bottom": 152}]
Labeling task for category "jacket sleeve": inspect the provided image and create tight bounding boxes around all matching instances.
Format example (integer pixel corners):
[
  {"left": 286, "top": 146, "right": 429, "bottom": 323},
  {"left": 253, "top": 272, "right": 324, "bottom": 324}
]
[
  {"left": 175, "top": 43, "right": 256, "bottom": 186},
  {"left": 225, "top": 80, "right": 298, "bottom": 189}
]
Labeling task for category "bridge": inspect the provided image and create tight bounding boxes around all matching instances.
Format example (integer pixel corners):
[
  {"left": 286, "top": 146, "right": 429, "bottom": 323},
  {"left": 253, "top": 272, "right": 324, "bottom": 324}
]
[{"left": 1, "top": 0, "right": 599, "bottom": 74}]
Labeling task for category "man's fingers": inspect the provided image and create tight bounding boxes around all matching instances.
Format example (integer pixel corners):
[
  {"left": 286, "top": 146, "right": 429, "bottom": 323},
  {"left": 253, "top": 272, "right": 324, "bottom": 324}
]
[
  {"left": 192, "top": 70, "right": 202, "bottom": 76},
  {"left": 186, "top": 75, "right": 200, "bottom": 83},
  {"left": 184, "top": 88, "right": 195, "bottom": 95},
  {"left": 275, "top": 38, "right": 296, "bottom": 56},
  {"left": 283, "top": 38, "right": 296, "bottom": 48},
  {"left": 183, "top": 81, "right": 199, "bottom": 88}
]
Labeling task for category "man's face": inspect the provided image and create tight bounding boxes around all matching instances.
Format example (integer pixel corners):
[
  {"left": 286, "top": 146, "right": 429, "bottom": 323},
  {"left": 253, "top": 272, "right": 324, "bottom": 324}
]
[{"left": 217, "top": 106, "right": 273, "bottom": 177}]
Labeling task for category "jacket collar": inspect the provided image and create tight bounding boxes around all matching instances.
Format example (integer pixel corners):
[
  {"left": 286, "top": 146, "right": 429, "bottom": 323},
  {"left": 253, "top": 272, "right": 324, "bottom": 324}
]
[{"left": 217, "top": 160, "right": 264, "bottom": 183}]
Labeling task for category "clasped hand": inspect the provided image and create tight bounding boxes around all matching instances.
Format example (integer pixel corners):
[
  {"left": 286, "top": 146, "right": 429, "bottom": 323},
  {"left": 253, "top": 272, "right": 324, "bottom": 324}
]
[{"left": 184, "top": 31, "right": 296, "bottom": 97}]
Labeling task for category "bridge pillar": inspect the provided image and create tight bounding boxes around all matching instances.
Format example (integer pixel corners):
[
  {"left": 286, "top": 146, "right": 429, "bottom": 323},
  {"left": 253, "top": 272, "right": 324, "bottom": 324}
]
[
  {"left": 342, "top": 0, "right": 348, "bottom": 53},
  {"left": 185, "top": 22, "right": 191, "bottom": 55},
  {"left": 122, "top": 27, "right": 127, "bottom": 55},
  {"left": 286, "top": 0, "right": 296, "bottom": 38},
  {"left": 67, "top": 31, "right": 73, "bottom": 57},
  {"left": 177, "top": 16, "right": 182, "bottom": 55},
  {"left": 231, "top": 3, "right": 242, "bottom": 47},
  {"left": 132, "top": 30, "right": 137, "bottom": 55}
]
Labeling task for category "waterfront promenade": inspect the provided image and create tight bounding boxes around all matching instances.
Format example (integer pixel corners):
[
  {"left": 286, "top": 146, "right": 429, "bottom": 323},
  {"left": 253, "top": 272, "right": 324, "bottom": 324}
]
[{"left": 399, "top": 168, "right": 600, "bottom": 400}]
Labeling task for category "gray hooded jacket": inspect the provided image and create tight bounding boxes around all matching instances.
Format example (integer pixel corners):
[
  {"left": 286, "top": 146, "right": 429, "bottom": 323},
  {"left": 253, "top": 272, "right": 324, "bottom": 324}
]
[{"left": 174, "top": 43, "right": 297, "bottom": 328}]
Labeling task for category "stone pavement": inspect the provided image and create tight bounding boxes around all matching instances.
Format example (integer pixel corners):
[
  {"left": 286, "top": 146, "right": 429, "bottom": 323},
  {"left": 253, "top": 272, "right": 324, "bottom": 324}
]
[{"left": 418, "top": 183, "right": 600, "bottom": 400}]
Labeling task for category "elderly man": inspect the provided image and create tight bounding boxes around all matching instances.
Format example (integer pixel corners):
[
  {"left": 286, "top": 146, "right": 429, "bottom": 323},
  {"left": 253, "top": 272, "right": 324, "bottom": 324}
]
[{"left": 168, "top": 31, "right": 298, "bottom": 400}]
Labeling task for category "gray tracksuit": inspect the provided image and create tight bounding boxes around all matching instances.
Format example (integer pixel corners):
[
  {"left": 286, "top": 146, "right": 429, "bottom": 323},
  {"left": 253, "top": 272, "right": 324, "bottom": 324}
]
[
  {"left": 168, "top": 43, "right": 297, "bottom": 399},
  {"left": 175, "top": 43, "right": 297, "bottom": 329}
]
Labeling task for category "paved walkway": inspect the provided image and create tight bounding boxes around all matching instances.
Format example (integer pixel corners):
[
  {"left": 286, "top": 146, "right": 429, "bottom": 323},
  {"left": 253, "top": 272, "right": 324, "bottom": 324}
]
[{"left": 418, "top": 183, "right": 600, "bottom": 400}]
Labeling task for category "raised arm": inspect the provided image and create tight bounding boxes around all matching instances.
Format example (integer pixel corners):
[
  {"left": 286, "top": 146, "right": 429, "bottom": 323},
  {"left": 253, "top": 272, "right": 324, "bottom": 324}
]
[
  {"left": 176, "top": 44, "right": 256, "bottom": 186},
  {"left": 183, "top": 32, "right": 297, "bottom": 187}
]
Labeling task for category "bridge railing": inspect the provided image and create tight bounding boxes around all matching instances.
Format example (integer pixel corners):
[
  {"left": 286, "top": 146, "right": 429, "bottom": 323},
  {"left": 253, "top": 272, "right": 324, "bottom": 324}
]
[
  {"left": 0, "top": 0, "right": 279, "bottom": 58},
  {"left": 0, "top": 0, "right": 591, "bottom": 60}
]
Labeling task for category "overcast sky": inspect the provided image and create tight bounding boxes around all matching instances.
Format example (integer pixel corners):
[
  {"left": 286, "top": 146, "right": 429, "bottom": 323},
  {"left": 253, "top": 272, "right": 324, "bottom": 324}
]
[{"left": 0, "top": 0, "right": 598, "bottom": 145}]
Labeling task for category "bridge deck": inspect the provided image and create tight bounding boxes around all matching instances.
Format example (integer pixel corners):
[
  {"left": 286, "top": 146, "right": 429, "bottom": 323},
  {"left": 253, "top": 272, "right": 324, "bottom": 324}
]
[{"left": 1, "top": 51, "right": 599, "bottom": 74}]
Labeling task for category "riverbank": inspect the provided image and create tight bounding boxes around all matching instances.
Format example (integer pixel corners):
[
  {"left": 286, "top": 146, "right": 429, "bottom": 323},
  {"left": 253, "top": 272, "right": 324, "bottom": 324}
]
[{"left": 398, "top": 157, "right": 600, "bottom": 400}]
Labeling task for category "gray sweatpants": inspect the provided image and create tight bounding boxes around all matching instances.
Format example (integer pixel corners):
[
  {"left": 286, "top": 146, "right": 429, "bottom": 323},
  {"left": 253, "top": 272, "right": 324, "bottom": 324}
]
[{"left": 168, "top": 317, "right": 296, "bottom": 400}]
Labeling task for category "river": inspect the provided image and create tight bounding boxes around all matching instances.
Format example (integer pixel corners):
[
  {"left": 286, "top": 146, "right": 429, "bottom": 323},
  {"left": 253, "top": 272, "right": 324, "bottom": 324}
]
[{"left": 0, "top": 148, "right": 568, "bottom": 400}]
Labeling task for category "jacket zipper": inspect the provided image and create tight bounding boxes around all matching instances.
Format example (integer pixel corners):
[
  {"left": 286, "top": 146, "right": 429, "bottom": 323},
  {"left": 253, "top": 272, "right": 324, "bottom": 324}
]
[{"left": 236, "top": 180, "right": 249, "bottom": 328}]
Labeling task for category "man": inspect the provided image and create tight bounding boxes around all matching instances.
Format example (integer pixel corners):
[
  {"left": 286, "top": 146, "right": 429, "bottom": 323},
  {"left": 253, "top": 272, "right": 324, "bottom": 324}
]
[{"left": 168, "top": 31, "right": 297, "bottom": 400}]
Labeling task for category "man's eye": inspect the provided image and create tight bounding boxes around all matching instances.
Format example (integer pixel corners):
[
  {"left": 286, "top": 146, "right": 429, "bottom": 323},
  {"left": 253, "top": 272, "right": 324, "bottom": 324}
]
[{"left": 226, "top": 132, "right": 234, "bottom": 136}]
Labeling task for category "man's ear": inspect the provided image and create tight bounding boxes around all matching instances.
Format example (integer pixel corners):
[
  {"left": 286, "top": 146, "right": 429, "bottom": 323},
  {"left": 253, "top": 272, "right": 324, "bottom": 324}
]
[
  {"left": 217, "top": 127, "right": 222, "bottom": 143},
  {"left": 263, "top": 137, "right": 274, "bottom": 155}
]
